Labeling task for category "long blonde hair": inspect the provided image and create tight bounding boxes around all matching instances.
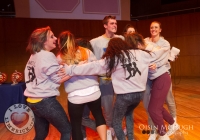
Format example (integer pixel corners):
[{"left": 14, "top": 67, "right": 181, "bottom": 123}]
[{"left": 58, "top": 31, "right": 88, "bottom": 65}]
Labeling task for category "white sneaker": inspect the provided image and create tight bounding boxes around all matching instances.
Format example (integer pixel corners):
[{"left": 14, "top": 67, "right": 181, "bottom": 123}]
[
  {"left": 148, "top": 133, "right": 158, "bottom": 140},
  {"left": 166, "top": 122, "right": 179, "bottom": 136},
  {"left": 158, "top": 134, "right": 170, "bottom": 140},
  {"left": 109, "top": 127, "right": 118, "bottom": 140},
  {"left": 107, "top": 129, "right": 112, "bottom": 140},
  {"left": 83, "top": 138, "right": 87, "bottom": 140},
  {"left": 109, "top": 127, "right": 115, "bottom": 137},
  {"left": 173, "top": 117, "right": 177, "bottom": 123},
  {"left": 123, "top": 127, "right": 127, "bottom": 136}
]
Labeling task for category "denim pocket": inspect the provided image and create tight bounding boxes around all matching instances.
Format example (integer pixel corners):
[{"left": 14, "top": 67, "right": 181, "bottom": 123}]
[{"left": 28, "top": 101, "right": 45, "bottom": 117}]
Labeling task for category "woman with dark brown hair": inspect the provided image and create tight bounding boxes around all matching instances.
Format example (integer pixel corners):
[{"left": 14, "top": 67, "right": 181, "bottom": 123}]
[
  {"left": 64, "top": 33, "right": 168, "bottom": 140},
  {"left": 123, "top": 24, "right": 136, "bottom": 35}
]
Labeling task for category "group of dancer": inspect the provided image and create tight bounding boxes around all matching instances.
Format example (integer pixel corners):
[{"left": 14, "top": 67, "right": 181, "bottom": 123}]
[{"left": 24, "top": 15, "right": 179, "bottom": 140}]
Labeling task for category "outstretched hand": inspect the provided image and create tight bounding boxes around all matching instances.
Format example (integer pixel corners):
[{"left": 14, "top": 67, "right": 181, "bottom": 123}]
[
  {"left": 57, "top": 67, "right": 66, "bottom": 77},
  {"left": 57, "top": 67, "right": 71, "bottom": 83},
  {"left": 149, "top": 63, "right": 157, "bottom": 70}
]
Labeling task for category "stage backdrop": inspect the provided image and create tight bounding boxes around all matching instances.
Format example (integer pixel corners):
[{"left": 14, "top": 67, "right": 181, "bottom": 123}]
[{"left": 14, "top": 0, "right": 130, "bottom": 20}]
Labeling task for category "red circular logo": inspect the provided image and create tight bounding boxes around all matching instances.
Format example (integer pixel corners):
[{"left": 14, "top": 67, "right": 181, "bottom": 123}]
[
  {"left": 11, "top": 71, "right": 23, "bottom": 83},
  {"left": 0, "top": 72, "right": 7, "bottom": 84}
]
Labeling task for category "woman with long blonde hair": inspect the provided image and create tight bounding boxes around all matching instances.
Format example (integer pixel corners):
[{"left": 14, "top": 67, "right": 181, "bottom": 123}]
[{"left": 57, "top": 31, "right": 107, "bottom": 140}]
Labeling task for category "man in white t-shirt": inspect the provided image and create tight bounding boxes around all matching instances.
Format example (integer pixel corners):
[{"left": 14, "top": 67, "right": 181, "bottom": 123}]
[{"left": 82, "top": 15, "right": 124, "bottom": 139}]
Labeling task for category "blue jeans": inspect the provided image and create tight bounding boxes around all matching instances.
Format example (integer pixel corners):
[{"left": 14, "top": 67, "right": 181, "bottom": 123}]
[
  {"left": 101, "top": 94, "right": 114, "bottom": 127},
  {"left": 99, "top": 78, "right": 114, "bottom": 127},
  {"left": 28, "top": 97, "right": 71, "bottom": 140},
  {"left": 113, "top": 92, "right": 142, "bottom": 140},
  {"left": 125, "top": 104, "right": 135, "bottom": 140}
]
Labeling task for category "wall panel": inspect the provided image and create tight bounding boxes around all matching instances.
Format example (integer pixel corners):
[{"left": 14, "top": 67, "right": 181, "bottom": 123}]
[
  {"left": 1, "top": 12, "right": 200, "bottom": 80},
  {"left": 0, "top": 43, "right": 5, "bottom": 67},
  {"left": 75, "top": 20, "right": 92, "bottom": 38},
  {"left": 0, "top": 66, "right": 6, "bottom": 74},
  {"left": 89, "top": 20, "right": 104, "bottom": 38},
  {"left": 4, "top": 18, "right": 33, "bottom": 42},
  {"left": 165, "top": 37, "right": 178, "bottom": 48},
  {"left": 171, "top": 55, "right": 200, "bottom": 77},
  {"left": 176, "top": 36, "right": 198, "bottom": 56},
  {"left": 176, "top": 56, "right": 192, "bottom": 76},
  {"left": 0, "top": 19, "right": 4, "bottom": 42},
  {"left": 194, "top": 35, "right": 200, "bottom": 54},
  {"left": 136, "top": 19, "right": 152, "bottom": 37},
  {"left": 61, "top": 20, "right": 80, "bottom": 37},
  {"left": 160, "top": 16, "right": 177, "bottom": 38},
  {"left": 190, "top": 12, "right": 200, "bottom": 35},
  {"left": 5, "top": 42, "right": 29, "bottom": 66},
  {"left": 190, "top": 56, "right": 200, "bottom": 76},
  {"left": 175, "top": 14, "right": 191, "bottom": 36}
]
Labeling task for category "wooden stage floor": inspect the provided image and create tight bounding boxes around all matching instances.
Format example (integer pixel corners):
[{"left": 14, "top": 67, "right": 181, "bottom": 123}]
[{"left": 0, "top": 77, "right": 200, "bottom": 140}]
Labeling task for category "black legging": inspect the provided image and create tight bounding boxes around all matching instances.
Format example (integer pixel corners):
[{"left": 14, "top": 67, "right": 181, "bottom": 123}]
[{"left": 68, "top": 96, "right": 106, "bottom": 140}]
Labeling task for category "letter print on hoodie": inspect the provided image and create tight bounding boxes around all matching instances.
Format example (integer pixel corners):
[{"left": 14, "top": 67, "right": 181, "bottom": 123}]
[
  {"left": 25, "top": 61, "right": 37, "bottom": 85},
  {"left": 121, "top": 55, "right": 141, "bottom": 80}
]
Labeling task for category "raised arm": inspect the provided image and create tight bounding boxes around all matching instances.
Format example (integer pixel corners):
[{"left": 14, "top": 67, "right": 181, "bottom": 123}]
[{"left": 65, "top": 59, "right": 107, "bottom": 76}]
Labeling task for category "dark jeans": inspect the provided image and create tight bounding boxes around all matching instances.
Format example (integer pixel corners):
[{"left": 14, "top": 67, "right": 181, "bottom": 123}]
[
  {"left": 148, "top": 73, "right": 174, "bottom": 136},
  {"left": 28, "top": 97, "right": 71, "bottom": 140},
  {"left": 112, "top": 92, "right": 142, "bottom": 140},
  {"left": 125, "top": 104, "right": 135, "bottom": 140},
  {"left": 68, "top": 97, "right": 105, "bottom": 140}
]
